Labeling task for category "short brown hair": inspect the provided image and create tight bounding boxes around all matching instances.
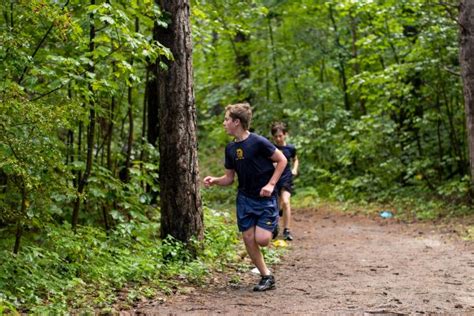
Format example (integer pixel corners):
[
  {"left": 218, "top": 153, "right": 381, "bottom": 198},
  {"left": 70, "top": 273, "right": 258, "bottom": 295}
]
[
  {"left": 271, "top": 122, "right": 288, "bottom": 135},
  {"left": 225, "top": 103, "right": 252, "bottom": 130}
]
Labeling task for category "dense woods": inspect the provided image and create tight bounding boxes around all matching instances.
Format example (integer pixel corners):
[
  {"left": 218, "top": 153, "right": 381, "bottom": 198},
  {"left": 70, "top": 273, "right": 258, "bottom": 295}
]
[
  {"left": 195, "top": 0, "right": 467, "bottom": 205},
  {"left": 0, "top": 0, "right": 470, "bottom": 312}
]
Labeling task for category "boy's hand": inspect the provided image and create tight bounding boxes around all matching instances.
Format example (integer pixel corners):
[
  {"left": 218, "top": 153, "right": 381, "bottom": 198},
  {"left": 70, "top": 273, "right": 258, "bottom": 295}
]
[
  {"left": 260, "top": 184, "right": 274, "bottom": 197},
  {"left": 203, "top": 176, "right": 215, "bottom": 188}
]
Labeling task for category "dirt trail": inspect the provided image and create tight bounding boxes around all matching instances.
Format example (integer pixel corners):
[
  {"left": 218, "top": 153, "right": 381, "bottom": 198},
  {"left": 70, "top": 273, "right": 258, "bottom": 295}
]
[{"left": 130, "top": 207, "right": 474, "bottom": 315}]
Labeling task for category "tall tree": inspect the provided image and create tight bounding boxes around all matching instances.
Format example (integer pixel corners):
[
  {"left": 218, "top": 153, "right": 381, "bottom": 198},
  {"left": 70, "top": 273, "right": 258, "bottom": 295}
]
[
  {"left": 234, "top": 30, "right": 252, "bottom": 102},
  {"left": 460, "top": 0, "right": 474, "bottom": 196},
  {"left": 72, "top": 0, "right": 97, "bottom": 230},
  {"left": 153, "top": 0, "right": 203, "bottom": 244}
]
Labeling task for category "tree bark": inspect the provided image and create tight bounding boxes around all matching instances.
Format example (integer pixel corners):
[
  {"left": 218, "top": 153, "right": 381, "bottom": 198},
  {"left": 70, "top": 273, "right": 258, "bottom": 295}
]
[
  {"left": 120, "top": 84, "right": 133, "bottom": 183},
  {"left": 120, "top": 12, "right": 139, "bottom": 183},
  {"left": 13, "top": 220, "right": 22, "bottom": 254},
  {"left": 13, "top": 188, "right": 26, "bottom": 254},
  {"left": 349, "top": 11, "right": 366, "bottom": 116},
  {"left": 234, "top": 31, "right": 252, "bottom": 103},
  {"left": 459, "top": 0, "right": 474, "bottom": 195},
  {"left": 141, "top": 69, "right": 149, "bottom": 164},
  {"left": 153, "top": 0, "right": 203, "bottom": 244},
  {"left": 328, "top": 5, "right": 350, "bottom": 112}
]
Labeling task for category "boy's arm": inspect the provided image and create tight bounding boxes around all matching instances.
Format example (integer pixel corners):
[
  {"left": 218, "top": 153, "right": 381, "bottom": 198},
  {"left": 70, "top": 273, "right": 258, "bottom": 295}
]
[
  {"left": 260, "top": 149, "right": 287, "bottom": 197},
  {"left": 292, "top": 155, "right": 299, "bottom": 176},
  {"left": 203, "top": 169, "right": 235, "bottom": 188}
]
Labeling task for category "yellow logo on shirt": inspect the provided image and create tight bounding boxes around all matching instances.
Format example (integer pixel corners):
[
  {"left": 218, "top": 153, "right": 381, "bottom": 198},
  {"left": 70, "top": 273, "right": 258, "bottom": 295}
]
[{"left": 236, "top": 148, "right": 244, "bottom": 160}]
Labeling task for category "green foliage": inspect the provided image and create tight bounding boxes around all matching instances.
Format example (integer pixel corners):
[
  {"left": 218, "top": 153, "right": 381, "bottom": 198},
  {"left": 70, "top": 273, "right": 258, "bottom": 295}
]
[
  {"left": 193, "top": 0, "right": 470, "bottom": 216},
  {"left": 1, "top": 0, "right": 473, "bottom": 312},
  {"left": 0, "top": 0, "right": 170, "bottom": 242},
  {"left": 0, "top": 299, "right": 19, "bottom": 315},
  {"left": 202, "top": 206, "right": 240, "bottom": 264},
  {"left": 0, "top": 205, "right": 244, "bottom": 313},
  {"left": 0, "top": 84, "right": 78, "bottom": 235}
]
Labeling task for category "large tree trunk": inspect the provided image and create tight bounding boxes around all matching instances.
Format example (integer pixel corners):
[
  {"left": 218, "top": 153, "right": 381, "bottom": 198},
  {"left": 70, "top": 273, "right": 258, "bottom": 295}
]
[
  {"left": 460, "top": 0, "right": 474, "bottom": 196},
  {"left": 153, "top": 0, "right": 203, "bottom": 244}
]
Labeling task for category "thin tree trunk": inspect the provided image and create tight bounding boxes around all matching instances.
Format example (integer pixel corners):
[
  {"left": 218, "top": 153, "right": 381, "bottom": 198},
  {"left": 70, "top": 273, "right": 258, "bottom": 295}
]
[
  {"left": 208, "top": 0, "right": 252, "bottom": 104},
  {"left": 435, "top": 94, "right": 445, "bottom": 180},
  {"left": 328, "top": 6, "right": 350, "bottom": 112},
  {"left": 288, "top": 51, "right": 303, "bottom": 108},
  {"left": 105, "top": 0, "right": 117, "bottom": 171},
  {"left": 234, "top": 31, "right": 252, "bottom": 103},
  {"left": 267, "top": 16, "right": 282, "bottom": 103},
  {"left": 107, "top": 93, "right": 115, "bottom": 171},
  {"left": 443, "top": 86, "right": 466, "bottom": 175},
  {"left": 66, "top": 85, "right": 74, "bottom": 167},
  {"left": 72, "top": 0, "right": 96, "bottom": 229},
  {"left": 121, "top": 13, "right": 140, "bottom": 183},
  {"left": 265, "top": 68, "right": 270, "bottom": 102},
  {"left": 6, "top": 0, "right": 13, "bottom": 29},
  {"left": 67, "top": 130, "right": 74, "bottom": 165},
  {"left": 103, "top": 63, "right": 115, "bottom": 232},
  {"left": 350, "top": 12, "right": 366, "bottom": 116},
  {"left": 74, "top": 121, "right": 83, "bottom": 189},
  {"left": 13, "top": 220, "right": 22, "bottom": 254},
  {"left": 140, "top": 69, "right": 149, "bottom": 164},
  {"left": 121, "top": 84, "right": 134, "bottom": 183},
  {"left": 13, "top": 187, "right": 27, "bottom": 254},
  {"left": 318, "top": 60, "right": 326, "bottom": 125}
]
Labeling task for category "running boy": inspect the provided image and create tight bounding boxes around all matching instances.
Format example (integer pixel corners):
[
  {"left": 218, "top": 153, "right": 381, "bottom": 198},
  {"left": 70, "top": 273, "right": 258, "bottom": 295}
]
[
  {"left": 203, "top": 103, "right": 287, "bottom": 291},
  {"left": 271, "top": 122, "right": 299, "bottom": 241}
]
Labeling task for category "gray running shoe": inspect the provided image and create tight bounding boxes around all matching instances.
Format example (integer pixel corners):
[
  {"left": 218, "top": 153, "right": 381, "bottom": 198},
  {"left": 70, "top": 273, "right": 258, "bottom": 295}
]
[
  {"left": 253, "top": 275, "right": 276, "bottom": 291},
  {"left": 283, "top": 228, "right": 293, "bottom": 241}
]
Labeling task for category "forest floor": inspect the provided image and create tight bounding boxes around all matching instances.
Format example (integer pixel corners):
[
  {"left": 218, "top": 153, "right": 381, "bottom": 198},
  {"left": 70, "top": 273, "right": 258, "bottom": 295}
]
[{"left": 124, "top": 206, "right": 474, "bottom": 315}]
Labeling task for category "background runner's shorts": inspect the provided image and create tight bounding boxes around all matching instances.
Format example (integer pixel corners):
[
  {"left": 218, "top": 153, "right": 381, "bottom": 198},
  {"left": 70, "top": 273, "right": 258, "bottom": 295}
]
[
  {"left": 236, "top": 193, "right": 279, "bottom": 232},
  {"left": 277, "top": 174, "right": 294, "bottom": 194}
]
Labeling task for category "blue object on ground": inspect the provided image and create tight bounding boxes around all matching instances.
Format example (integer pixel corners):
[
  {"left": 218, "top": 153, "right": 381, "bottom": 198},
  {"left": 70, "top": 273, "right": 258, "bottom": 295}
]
[{"left": 379, "top": 210, "right": 393, "bottom": 219}]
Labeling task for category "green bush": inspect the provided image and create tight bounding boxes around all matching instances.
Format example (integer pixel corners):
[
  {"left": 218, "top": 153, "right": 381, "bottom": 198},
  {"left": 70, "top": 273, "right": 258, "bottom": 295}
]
[{"left": 0, "top": 204, "right": 246, "bottom": 313}]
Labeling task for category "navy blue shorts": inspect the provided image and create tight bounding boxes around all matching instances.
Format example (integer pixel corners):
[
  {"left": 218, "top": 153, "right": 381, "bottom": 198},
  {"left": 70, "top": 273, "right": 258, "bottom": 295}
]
[
  {"left": 277, "top": 173, "right": 294, "bottom": 194},
  {"left": 236, "top": 193, "right": 279, "bottom": 232}
]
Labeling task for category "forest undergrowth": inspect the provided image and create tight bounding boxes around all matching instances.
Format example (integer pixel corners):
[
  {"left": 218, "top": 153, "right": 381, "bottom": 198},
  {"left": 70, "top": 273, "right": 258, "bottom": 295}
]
[{"left": 1, "top": 188, "right": 473, "bottom": 314}]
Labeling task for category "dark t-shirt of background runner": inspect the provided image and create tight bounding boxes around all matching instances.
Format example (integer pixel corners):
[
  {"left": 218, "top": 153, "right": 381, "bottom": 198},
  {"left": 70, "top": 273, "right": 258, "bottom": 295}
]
[
  {"left": 276, "top": 144, "right": 296, "bottom": 182},
  {"left": 225, "top": 133, "right": 277, "bottom": 199}
]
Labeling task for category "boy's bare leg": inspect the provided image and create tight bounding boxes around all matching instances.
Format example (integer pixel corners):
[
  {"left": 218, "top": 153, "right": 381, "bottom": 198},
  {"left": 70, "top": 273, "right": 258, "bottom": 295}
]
[
  {"left": 242, "top": 226, "right": 272, "bottom": 275},
  {"left": 280, "top": 190, "right": 292, "bottom": 229}
]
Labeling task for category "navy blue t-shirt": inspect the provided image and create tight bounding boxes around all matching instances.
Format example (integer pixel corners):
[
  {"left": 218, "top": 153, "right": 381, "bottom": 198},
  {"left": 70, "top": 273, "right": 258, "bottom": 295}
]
[
  {"left": 225, "top": 133, "right": 277, "bottom": 198},
  {"left": 275, "top": 144, "right": 296, "bottom": 182}
]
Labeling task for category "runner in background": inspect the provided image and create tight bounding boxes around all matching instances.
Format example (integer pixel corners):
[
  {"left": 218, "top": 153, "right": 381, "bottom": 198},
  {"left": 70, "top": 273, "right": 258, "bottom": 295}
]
[{"left": 271, "top": 122, "right": 299, "bottom": 241}]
